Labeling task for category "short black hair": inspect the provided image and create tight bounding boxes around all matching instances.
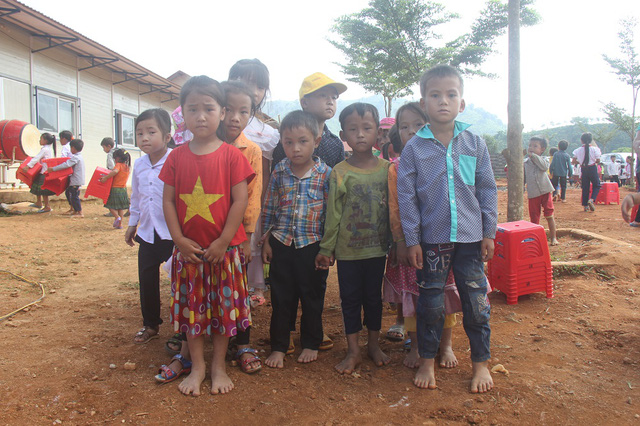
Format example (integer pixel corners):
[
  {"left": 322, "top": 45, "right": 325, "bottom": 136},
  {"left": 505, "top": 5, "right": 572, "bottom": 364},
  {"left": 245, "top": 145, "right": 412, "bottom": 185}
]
[
  {"left": 558, "top": 140, "right": 568, "bottom": 151},
  {"left": 100, "top": 137, "right": 115, "bottom": 148},
  {"left": 388, "top": 124, "right": 402, "bottom": 155},
  {"left": 549, "top": 147, "right": 558, "bottom": 156},
  {"left": 59, "top": 130, "right": 73, "bottom": 141},
  {"left": 420, "top": 65, "right": 464, "bottom": 98},
  {"left": 338, "top": 102, "right": 380, "bottom": 130},
  {"left": 280, "top": 110, "right": 320, "bottom": 139},
  {"left": 70, "top": 139, "right": 84, "bottom": 152},
  {"left": 530, "top": 136, "right": 548, "bottom": 152}
]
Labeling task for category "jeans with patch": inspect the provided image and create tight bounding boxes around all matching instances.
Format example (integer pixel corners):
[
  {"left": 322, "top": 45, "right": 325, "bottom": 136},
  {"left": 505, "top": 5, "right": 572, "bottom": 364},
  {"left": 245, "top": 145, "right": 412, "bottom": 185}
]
[{"left": 416, "top": 242, "right": 491, "bottom": 362}]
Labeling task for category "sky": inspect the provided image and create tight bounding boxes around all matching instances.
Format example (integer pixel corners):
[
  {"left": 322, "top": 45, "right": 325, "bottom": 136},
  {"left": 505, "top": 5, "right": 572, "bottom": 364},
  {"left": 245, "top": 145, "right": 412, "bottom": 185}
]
[{"left": 16, "top": 0, "right": 640, "bottom": 131}]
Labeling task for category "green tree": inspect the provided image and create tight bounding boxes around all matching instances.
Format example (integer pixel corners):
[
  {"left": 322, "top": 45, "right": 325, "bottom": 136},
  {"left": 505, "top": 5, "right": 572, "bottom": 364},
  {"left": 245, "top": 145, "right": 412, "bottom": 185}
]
[
  {"left": 329, "top": 0, "right": 539, "bottom": 117},
  {"left": 602, "top": 18, "right": 640, "bottom": 156}
]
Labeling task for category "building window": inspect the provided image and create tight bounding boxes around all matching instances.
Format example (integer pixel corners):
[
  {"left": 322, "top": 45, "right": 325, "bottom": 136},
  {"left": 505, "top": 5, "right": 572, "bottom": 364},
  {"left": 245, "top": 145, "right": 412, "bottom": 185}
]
[
  {"left": 115, "top": 110, "right": 136, "bottom": 147},
  {"left": 0, "top": 77, "right": 31, "bottom": 122},
  {"left": 35, "top": 87, "right": 77, "bottom": 135}
]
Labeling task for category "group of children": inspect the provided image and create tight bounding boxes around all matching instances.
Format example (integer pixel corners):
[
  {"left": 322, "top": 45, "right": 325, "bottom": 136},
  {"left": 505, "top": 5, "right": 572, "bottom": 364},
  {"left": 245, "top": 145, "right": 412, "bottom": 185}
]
[{"left": 116, "top": 61, "right": 498, "bottom": 397}]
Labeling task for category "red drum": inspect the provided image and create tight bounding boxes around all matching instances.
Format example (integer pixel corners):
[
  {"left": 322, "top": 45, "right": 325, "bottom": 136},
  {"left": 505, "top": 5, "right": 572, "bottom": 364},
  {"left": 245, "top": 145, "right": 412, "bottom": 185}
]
[{"left": 0, "top": 120, "right": 41, "bottom": 161}]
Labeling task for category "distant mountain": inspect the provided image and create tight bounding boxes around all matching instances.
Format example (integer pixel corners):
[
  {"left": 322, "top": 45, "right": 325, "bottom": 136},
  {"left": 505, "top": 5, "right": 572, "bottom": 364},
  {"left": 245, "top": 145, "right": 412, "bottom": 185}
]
[{"left": 263, "top": 95, "right": 506, "bottom": 137}]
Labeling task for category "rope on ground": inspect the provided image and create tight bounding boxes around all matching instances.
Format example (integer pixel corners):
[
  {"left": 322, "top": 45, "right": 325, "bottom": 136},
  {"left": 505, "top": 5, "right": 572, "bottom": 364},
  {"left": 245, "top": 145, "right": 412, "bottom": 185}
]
[{"left": 0, "top": 269, "right": 46, "bottom": 322}]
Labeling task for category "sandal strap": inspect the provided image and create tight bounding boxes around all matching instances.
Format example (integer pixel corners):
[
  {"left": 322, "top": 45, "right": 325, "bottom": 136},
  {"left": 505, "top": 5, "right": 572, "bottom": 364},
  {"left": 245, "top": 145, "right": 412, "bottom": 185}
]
[
  {"left": 236, "top": 347, "right": 258, "bottom": 359},
  {"left": 171, "top": 354, "right": 192, "bottom": 369},
  {"left": 240, "top": 356, "right": 260, "bottom": 367},
  {"left": 157, "top": 364, "right": 177, "bottom": 380}
]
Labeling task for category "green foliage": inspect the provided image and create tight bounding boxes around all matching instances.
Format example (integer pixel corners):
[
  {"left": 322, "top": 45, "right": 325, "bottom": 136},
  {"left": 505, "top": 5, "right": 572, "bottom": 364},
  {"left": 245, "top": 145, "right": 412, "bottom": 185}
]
[
  {"left": 601, "top": 102, "right": 638, "bottom": 144},
  {"left": 329, "top": 0, "right": 539, "bottom": 116}
]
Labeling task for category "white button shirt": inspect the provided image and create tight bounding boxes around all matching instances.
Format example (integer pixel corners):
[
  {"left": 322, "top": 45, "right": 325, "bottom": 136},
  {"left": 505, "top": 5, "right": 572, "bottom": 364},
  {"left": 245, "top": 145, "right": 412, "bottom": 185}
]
[{"left": 128, "top": 149, "right": 172, "bottom": 243}]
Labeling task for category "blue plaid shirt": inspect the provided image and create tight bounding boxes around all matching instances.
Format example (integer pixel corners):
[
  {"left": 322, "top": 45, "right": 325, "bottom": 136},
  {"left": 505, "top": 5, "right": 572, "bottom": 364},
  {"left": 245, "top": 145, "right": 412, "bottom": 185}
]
[
  {"left": 398, "top": 122, "right": 498, "bottom": 246},
  {"left": 262, "top": 157, "right": 331, "bottom": 248}
]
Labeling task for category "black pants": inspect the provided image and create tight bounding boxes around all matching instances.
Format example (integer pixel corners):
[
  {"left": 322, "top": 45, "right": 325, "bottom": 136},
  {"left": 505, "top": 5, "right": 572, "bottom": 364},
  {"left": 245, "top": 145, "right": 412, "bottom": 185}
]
[
  {"left": 269, "top": 237, "right": 328, "bottom": 353},
  {"left": 65, "top": 185, "right": 82, "bottom": 212},
  {"left": 551, "top": 175, "right": 567, "bottom": 200},
  {"left": 581, "top": 165, "right": 601, "bottom": 207},
  {"left": 337, "top": 256, "right": 386, "bottom": 335},
  {"left": 136, "top": 232, "right": 173, "bottom": 328},
  {"left": 608, "top": 175, "right": 620, "bottom": 187}
]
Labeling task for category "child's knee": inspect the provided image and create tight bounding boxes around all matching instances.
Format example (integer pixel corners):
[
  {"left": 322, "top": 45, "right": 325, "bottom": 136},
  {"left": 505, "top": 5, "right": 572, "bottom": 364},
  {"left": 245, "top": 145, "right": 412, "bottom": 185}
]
[{"left": 462, "top": 281, "right": 491, "bottom": 325}]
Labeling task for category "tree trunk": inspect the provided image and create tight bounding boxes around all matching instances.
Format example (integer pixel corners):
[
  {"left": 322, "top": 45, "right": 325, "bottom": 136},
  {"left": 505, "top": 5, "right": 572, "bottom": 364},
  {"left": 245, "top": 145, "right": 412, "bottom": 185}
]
[
  {"left": 383, "top": 95, "right": 393, "bottom": 118},
  {"left": 506, "top": 0, "right": 524, "bottom": 222}
]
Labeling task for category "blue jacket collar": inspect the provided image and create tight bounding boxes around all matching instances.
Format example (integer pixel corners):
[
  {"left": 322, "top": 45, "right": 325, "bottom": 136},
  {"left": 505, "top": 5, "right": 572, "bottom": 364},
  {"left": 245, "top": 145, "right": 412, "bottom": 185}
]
[{"left": 416, "top": 121, "right": 471, "bottom": 140}]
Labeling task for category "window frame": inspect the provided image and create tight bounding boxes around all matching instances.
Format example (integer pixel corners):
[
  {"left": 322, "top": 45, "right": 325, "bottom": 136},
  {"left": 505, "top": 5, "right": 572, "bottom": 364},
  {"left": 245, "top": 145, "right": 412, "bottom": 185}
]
[
  {"left": 115, "top": 110, "right": 137, "bottom": 148},
  {"left": 34, "top": 86, "right": 78, "bottom": 136}
]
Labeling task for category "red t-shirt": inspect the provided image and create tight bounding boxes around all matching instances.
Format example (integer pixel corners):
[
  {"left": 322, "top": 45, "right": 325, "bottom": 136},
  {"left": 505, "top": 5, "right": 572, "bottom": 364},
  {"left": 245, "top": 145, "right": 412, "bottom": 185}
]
[{"left": 159, "top": 143, "right": 255, "bottom": 248}]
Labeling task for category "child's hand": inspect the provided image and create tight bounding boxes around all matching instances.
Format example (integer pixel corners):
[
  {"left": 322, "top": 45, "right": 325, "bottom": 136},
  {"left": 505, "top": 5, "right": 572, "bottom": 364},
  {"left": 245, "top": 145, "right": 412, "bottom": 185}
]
[
  {"left": 261, "top": 238, "right": 272, "bottom": 264},
  {"left": 407, "top": 245, "right": 423, "bottom": 270},
  {"left": 315, "top": 254, "right": 334, "bottom": 270},
  {"left": 481, "top": 238, "right": 495, "bottom": 262},
  {"left": 22, "top": 166, "right": 29, "bottom": 172},
  {"left": 204, "top": 238, "right": 227, "bottom": 264},
  {"left": 124, "top": 226, "right": 137, "bottom": 247},
  {"left": 99, "top": 177, "right": 106, "bottom": 183},
  {"left": 242, "top": 239, "right": 252, "bottom": 264},
  {"left": 176, "top": 237, "right": 204, "bottom": 264},
  {"left": 396, "top": 240, "right": 410, "bottom": 266},
  {"left": 621, "top": 194, "right": 636, "bottom": 223}
]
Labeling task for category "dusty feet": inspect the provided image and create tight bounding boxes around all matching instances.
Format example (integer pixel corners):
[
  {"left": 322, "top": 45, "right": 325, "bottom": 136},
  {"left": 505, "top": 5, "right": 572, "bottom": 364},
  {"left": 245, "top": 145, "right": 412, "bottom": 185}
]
[
  {"left": 470, "top": 361, "right": 493, "bottom": 393},
  {"left": 403, "top": 345, "right": 420, "bottom": 368},
  {"left": 297, "top": 348, "right": 318, "bottom": 363},
  {"left": 210, "top": 368, "right": 234, "bottom": 395},
  {"left": 178, "top": 366, "right": 205, "bottom": 396},
  {"left": 414, "top": 358, "right": 437, "bottom": 389},
  {"left": 367, "top": 345, "right": 391, "bottom": 367},
  {"left": 70, "top": 212, "right": 84, "bottom": 218},
  {"left": 550, "top": 238, "right": 559, "bottom": 246},
  {"left": 265, "top": 351, "right": 285, "bottom": 368},
  {"left": 335, "top": 352, "right": 361, "bottom": 374},
  {"left": 438, "top": 345, "right": 458, "bottom": 368}
]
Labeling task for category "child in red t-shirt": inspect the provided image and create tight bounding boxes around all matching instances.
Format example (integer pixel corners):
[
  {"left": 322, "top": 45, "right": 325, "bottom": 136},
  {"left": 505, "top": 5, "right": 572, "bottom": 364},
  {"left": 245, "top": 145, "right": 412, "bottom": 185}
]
[{"left": 159, "top": 76, "right": 255, "bottom": 396}]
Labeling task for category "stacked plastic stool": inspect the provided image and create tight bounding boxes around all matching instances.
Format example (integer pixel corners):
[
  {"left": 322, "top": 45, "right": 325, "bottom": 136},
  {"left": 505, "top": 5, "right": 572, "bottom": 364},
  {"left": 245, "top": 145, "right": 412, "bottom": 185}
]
[
  {"left": 595, "top": 182, "right": 620, "bottom": 205},
  {"left": 488, "top": 220, "right": 553, "bottom": 305}
]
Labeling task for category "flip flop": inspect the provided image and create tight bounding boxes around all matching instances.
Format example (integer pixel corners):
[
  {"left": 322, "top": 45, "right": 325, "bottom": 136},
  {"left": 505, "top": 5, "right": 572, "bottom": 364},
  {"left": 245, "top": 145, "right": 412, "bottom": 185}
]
[
  {"left": 133, "top": 326, "right": 159, "bottom": 344},
  {"left": 155, "top": 354, "right": 192, "bottom": 383},
  {"left": 165, "top": 333, "right": 183, "bottom": 356},
  {"left": 319, "top": 334, "right": 333, "bottom": 351},
  {"left": 286, "top": 336, "right": 295, "bottom": 355},
  {"left": 386, "top": 324, "right": 405, "bottom": 342},
  {"left": 250, "top": 294, "right": 266, "bottom": 308}
]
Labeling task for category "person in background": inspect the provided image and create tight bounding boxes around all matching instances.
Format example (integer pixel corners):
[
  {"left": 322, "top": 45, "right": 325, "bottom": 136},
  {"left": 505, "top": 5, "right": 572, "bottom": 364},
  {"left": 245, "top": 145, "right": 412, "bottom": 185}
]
[
  {"left": 22, "top": 132, "right": 56, "bottom": 213},
  {"left": 49, "top": 139, "right": 85, "bottom": 218},
  {"left": 549, "top": 140, "right": 572, "bottom": 202}
]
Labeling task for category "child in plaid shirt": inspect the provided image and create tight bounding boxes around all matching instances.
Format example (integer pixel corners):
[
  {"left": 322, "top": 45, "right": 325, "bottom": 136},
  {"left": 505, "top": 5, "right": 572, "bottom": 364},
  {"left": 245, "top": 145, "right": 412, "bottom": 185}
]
[{"left": 261, "top": 111, "right": 332, "bottom": 368}]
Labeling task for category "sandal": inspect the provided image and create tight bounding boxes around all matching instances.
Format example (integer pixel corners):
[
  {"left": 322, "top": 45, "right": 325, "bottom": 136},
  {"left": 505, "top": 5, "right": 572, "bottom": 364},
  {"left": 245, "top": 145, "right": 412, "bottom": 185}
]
[
  {"left": 319, "top": 334, "right": 334, "bottom": 351},
  {"left": 133, "top": 326, "right": 159, "bottom": 344},
  {"left": 386, "top": 324, "right": 405, "bottom": 342},
  {"left": 250, "top": 294, "right": 266, "bottom": 308},
  {"left": 286, "top": 336, "right": 295, "bottom": 355},
  {"left": 403, "top": 338, "right": 412, "bottom": 351},
  {"left": 236, "top": 348, "right": 262, "bottom": 374},
  {"left": 154, "top": 354, "right": 192, "bottom": 383},
  {"left": 165, "top": 333, "right": 183, "bottom": 356}
]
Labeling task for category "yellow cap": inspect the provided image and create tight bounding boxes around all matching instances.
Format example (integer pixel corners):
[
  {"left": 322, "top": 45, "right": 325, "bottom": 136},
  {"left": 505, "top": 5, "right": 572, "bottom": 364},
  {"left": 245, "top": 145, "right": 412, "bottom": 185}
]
[{"left": 299, "top": 72, "right": 347, "bottom": 100}]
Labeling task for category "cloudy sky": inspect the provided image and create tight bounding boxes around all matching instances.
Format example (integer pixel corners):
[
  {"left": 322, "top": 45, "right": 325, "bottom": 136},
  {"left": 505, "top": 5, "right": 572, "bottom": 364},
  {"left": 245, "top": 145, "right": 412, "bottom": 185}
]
[{"left": 18, "top": 0, "right": 640, "bottom": 130}]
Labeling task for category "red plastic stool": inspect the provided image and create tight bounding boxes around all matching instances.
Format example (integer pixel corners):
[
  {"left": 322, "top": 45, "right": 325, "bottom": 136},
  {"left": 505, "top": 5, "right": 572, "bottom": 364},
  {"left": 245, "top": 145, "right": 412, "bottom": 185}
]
[
  {"left": 595, "top": 182, "right": 620, "bottom": 205},
  {"left": 488, "top": 220, "right": 553, "bottom": 305}
]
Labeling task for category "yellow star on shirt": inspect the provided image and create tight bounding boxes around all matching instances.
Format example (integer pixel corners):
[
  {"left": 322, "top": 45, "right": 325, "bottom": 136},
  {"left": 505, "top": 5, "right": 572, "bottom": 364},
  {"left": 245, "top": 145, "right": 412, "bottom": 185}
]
[{"left": 179, "top": 177, "right": 223, "bottom": 224}]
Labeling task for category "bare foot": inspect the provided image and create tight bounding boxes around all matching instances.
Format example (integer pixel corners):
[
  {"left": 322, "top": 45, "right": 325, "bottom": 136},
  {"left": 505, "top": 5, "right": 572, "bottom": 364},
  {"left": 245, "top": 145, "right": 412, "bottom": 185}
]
[
  {"left": 265, "top": 351, "right": 285, "bottom": 368},
  {"left": 414, "top": 358, "right": 437, "bottom": 389},
  {"left": 178, "top": 366, "right": 205, "bottom": 396},
  {"left": 439, "top": 345, "right": 458, "bottom": 368},
  {"left": 335, "top": 352, "right": 361, "bottom": 374},
  {"left": 367, "top": 345, "right": 391, "bottom": 367},
  {"left": 297, "top": 348, "right": 318, "bottom": 363},
  {"left": 550, "top": 238, "right": 559, "bottom": 246},
  {"left": 210, "top": 368, "right": 234, "bottom": 394},
  {"left": 70, "top": 212, "right": 84, "bottom": 218},
  {"left": 470, "top": 361, "right": 493, "bottom": 393},
  {"left": 404, "top": 346, "right": 420, "bottom": 369}
]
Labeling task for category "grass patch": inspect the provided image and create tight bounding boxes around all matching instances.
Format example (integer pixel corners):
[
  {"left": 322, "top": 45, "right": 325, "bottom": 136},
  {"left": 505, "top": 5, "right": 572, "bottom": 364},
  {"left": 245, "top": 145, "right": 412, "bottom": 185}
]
[{"left": 120, "top": 281, "right": 139, "bottom": 290}]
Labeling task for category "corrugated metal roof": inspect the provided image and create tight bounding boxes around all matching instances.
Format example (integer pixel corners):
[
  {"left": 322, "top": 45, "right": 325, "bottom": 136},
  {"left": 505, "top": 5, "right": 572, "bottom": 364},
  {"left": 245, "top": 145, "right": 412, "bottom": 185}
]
[{"left": 0, "top": 0, "right": 181, "bottom": 100}]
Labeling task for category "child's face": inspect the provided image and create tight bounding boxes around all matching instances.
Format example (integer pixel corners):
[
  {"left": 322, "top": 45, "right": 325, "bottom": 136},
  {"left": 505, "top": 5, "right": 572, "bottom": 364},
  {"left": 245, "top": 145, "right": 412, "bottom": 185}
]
[
  {"left": 398, "top": 109, "right": 427, "bottom": 146},
  {"left": 223, "top": 92, "right": 252, "bottom": 143},
  {"left": 301, "top": 86, "right": 339, "bottom": 122},
  {"left": 70, "top": 146, "right": 79, "bottom": 154},
  {"left": 281, "top": 126, "right": 320, "bottom": 168},
  {"left": 340, "top": 111, "right": 378, "bottom": 155},
  {"left": 238, "top": 78, "right": 266, "bottom": 107},
  {"left": 377, "top": 128, "right": 390, "bottom": 149},
  {"left": 528, "top": 140, "right": 544, "bottom": 155},
  {"left": 39, "top": 136, "right": 47, "bottom": 146},
  {"left": 182, "top": 92, "right": 225, "bottom": 141},
  {"left": 102, "top": 145, "right": 112, "bottom": 153},
  {"left": 60, "top": 138, "right": 70, "bottom": 145},
  {"left": 420, "top": 76, "right": 465, "bottom": 127},
  {"left": 136, "top": 118, "right": 170, "bottom": 156}
]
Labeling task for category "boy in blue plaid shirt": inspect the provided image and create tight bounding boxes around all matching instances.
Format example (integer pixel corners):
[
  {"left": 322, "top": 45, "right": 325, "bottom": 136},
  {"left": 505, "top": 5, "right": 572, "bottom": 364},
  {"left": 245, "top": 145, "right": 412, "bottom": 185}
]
[{"left": 261, "top": 111, "right": 332, "bottom": 368}]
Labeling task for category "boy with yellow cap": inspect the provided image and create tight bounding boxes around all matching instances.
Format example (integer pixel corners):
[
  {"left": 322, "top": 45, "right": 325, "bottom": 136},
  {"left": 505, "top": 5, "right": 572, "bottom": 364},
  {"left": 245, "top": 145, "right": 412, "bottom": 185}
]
[{"left": 271, "top": 72, "right": 347, "bottom": 169}]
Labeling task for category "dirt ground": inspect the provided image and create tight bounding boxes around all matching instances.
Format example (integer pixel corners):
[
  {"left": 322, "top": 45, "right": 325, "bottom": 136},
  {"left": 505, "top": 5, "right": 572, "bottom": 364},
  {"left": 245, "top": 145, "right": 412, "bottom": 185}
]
[{"left": 2, "top": 181, "right": 640, "bottom": 425}]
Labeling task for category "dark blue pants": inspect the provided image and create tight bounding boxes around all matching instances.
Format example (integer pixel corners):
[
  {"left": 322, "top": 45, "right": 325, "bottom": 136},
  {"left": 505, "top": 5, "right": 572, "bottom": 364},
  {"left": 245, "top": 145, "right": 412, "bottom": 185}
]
[
  {"left": 551, "top": 175, "right": 567, "bottom": 200},
  {"left": 65, "top": 185, "right": 82, "bottom": 212},
  {"left": 581, "top": 164, "right": 601, "bottom": 206},
  {"left": 337, "top": 257, "right": 386, "bottom": 335},
  {"left": 416, "top": 242, "right": 491, "bottom": 362}
]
